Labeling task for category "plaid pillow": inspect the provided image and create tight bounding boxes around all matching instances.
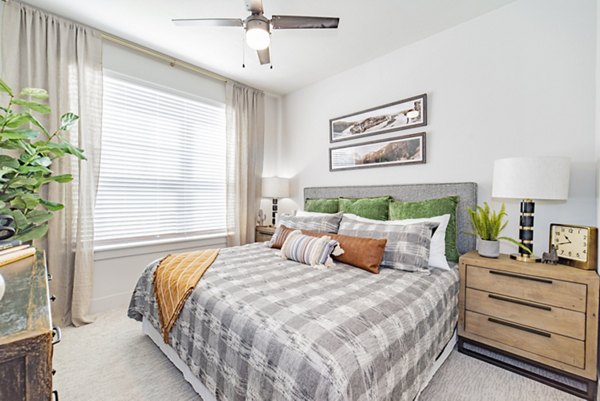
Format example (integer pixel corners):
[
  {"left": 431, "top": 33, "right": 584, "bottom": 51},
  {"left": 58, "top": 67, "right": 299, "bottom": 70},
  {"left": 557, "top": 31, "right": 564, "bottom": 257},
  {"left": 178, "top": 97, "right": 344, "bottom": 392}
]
[
  {"left": 280, "top": 230, "right": 340, "bottom": 268},
  {"left": 278, "top": 212, "right": 343, "bottom": 233},
  {"left": 338, "top": 215, "right": 437, "bottom": 272}
]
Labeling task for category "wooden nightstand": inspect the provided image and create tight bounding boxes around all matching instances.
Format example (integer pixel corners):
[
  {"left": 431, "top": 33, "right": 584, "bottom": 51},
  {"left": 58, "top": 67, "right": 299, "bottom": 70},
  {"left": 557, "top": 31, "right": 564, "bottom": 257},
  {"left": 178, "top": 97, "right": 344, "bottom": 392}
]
[
  {"left": 255, "top": 225, "right": 275, "bottom": 242},
  {"left": 458, "top": 252, "right": 599, "bottom": 400}
]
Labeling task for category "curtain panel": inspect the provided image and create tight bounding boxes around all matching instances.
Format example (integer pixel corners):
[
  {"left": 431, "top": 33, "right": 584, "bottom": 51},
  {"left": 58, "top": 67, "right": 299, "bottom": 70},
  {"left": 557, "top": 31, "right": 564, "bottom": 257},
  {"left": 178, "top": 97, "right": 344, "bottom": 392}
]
[
  {"left": 1, "top": 1, "right": 103, "bottom": 326},
  {"left": 225, "top": 82, "right": 265, "bottom": 246}
]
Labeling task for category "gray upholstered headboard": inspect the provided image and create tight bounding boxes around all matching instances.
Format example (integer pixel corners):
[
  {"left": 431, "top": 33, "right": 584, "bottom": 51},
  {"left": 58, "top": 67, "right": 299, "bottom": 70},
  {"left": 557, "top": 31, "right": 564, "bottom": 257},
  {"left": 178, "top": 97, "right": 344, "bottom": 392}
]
[{"left": 304, "top": 182, "right": 478, "bottom": 255}]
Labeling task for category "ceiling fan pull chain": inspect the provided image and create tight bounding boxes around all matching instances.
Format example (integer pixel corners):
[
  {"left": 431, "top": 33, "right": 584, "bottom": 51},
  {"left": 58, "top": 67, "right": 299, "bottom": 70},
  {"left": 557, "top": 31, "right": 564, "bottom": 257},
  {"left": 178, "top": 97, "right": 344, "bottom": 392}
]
[{"left": 241, "top": 29, "right": 246, "bottom": 68}]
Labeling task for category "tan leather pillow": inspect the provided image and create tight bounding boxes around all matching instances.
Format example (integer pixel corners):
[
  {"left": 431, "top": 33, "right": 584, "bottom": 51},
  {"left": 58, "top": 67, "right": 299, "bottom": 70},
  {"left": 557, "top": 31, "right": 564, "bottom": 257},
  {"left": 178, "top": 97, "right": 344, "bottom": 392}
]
[{"left": 302, "top": 230, "right": 387, "bottom": 274}]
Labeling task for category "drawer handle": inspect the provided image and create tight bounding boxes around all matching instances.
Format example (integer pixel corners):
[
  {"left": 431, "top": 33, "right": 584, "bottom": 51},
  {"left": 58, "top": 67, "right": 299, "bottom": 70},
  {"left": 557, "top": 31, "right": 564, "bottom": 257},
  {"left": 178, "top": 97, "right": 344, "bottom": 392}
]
[
  {"left": 52, "top": 326, "right": 62, "bottom": 345},
  {"left": 488, "top": 294, "right": 552, "bottom": 311},
  {"left": 52, "top": 390, "right": 59, "bottom": 401},
  {"left": 488, "top": 317, "right": 551, "bottom": 338},
  {"left": 489, "top": 270, "right": 553, "bottom": 284}
]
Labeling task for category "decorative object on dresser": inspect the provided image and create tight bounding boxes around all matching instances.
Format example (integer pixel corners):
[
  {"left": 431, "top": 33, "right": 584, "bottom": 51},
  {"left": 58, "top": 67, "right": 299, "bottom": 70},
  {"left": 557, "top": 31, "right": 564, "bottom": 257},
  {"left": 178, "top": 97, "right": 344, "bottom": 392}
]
[
  {"left": 255, "top": 225, "right": 275, "bottom": 242},
  {"left": 549, "top": 224, "right": 598, "bottom": 270},
  {"left": 492, "top": 157, "right": 570, "bottom": 263},
  {"left": 329, "top": 132, "right": 426, "bottom": 172},
  {"left": 467, "top": 202, "right": 531, "bottom": 259},
  {"left": 329, "top": 93, "right": 427, "bottom": 143},
  {"left": 458, "top": 252, "right": 599, "bottom": 400},
  {"left": 262, "top": 177, "right": 290, "bottom": 226},
  {"left": 0, "top": 252, "right": 58, "bottom": 401}
]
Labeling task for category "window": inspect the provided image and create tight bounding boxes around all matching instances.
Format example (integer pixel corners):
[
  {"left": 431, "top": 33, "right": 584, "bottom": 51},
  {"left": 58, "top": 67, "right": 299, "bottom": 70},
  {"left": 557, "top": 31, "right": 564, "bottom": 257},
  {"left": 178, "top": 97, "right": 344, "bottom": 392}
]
[{"left": 94, "top": 72, "right": 227, "bottom": 248}]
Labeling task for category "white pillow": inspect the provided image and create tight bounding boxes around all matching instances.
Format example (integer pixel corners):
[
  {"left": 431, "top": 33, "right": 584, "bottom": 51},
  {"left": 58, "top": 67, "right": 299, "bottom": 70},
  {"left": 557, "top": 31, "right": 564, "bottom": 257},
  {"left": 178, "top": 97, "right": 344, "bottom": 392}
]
[
  {"left": 342, "top": 213, "right": 451, "bottom": 270},
  {"left": 295, "top": 210, "right": 333, "bottom": 217}
]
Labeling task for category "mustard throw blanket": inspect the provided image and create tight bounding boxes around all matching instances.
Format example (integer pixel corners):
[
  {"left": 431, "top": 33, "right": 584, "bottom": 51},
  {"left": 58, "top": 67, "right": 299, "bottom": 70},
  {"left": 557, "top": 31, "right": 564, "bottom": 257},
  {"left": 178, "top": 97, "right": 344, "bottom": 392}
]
[{"left": 153, "top": 249, "right": 220, "bottom": 342}]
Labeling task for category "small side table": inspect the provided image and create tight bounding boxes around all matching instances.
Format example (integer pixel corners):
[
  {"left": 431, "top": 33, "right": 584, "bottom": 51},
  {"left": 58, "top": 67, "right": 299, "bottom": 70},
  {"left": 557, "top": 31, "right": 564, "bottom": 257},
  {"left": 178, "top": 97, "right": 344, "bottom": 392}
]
[{"left": 255, "top": 225, "right": 276, "bottom": 242}]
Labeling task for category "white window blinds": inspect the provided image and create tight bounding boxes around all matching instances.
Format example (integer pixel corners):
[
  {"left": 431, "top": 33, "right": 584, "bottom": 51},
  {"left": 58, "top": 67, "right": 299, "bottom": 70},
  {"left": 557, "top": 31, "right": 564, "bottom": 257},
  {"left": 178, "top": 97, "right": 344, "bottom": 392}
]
[{"left": 94, "top": 72, "right": 227, "bottom": 247}]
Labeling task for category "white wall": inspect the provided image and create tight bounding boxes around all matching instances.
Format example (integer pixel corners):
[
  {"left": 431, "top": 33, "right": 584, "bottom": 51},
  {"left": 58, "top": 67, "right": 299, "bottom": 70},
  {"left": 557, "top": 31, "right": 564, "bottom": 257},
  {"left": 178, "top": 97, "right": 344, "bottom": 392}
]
[{"left": 280, "top": 0, "right": 597, "bottom": 257}]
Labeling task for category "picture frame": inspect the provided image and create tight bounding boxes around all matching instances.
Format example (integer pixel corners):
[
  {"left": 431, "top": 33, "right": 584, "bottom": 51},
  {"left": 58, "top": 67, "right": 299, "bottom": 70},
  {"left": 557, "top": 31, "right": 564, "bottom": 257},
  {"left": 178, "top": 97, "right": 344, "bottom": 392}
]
[
  {"left": 329, "top": 93, "right": 427, "bottom": 143},
  {"left": 329, "top": 132, "right": 426, "bottom": 172}
]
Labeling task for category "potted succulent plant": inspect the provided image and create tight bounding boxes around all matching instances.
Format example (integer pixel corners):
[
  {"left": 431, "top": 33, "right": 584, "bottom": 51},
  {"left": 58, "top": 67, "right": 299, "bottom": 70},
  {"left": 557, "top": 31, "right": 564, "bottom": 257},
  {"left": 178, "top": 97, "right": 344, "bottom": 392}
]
[
  {"left": 0, "top": 78, "right": 85, "bottom": 242},
  {"left": 467, "top": 202, "right": 532, "bottom": 258}
]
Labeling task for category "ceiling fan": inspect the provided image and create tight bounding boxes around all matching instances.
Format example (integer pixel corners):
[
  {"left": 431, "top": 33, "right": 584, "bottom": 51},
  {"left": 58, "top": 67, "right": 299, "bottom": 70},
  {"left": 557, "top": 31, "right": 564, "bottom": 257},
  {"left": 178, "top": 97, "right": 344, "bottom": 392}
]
[{"left": 172, "top": 0, "right": 340, "bottom": 65}]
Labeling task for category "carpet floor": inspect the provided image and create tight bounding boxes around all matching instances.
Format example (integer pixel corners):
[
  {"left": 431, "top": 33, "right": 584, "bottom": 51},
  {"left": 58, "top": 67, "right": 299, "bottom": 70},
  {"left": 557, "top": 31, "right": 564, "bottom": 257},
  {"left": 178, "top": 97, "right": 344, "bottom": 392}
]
[{"left": 53, "top": 307, "right": 583, "bottom": 401}]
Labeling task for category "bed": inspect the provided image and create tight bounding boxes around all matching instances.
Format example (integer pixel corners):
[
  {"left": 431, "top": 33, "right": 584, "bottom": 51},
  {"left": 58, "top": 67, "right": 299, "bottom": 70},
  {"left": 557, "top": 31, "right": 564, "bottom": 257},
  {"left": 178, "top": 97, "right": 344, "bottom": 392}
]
[{"left": 128, "top": 182, "right": 477, "bottom": 401}]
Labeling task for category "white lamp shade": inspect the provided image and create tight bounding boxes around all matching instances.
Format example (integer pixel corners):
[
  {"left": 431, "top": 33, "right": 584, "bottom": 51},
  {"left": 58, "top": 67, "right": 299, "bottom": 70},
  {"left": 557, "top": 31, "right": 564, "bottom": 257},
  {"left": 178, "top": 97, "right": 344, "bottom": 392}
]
[
  {"left": 262, "top": 177, "right": 289, "bottom": 198},
  {"left": 492, "top": 157, "right": 570, "bottom": 200}
]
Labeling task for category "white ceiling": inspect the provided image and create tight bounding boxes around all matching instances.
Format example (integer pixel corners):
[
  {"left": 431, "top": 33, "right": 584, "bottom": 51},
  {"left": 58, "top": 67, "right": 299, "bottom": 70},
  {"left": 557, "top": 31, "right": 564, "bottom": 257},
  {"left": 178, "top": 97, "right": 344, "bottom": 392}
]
[{"left": 24, "top": 0, "right": 516, "bottom": 95}]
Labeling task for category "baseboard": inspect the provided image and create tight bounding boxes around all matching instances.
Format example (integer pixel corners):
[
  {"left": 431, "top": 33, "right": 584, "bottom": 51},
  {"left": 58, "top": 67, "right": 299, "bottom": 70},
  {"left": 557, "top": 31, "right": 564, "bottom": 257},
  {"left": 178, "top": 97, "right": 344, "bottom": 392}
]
[{"left": 90, "top": 291, "right": 133, "bottom": 314}]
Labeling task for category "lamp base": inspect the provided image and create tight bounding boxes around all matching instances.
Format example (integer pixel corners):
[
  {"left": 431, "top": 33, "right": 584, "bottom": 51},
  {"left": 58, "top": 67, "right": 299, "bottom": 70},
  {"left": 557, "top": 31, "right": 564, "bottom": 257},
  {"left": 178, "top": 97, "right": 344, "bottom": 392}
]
[{"left": 509, "top": 253, "right": 540, "bottom": 263}]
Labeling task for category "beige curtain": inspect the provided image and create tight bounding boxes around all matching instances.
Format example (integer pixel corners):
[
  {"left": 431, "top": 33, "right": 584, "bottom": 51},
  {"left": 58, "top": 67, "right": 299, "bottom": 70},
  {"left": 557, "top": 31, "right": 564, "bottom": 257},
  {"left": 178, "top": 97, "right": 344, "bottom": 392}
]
[
  {"left": 225, "top": 82, "right": 265, "bottom": 246},
  {"left": 1, "top": 1, "right": 102, "bottom": 326}
]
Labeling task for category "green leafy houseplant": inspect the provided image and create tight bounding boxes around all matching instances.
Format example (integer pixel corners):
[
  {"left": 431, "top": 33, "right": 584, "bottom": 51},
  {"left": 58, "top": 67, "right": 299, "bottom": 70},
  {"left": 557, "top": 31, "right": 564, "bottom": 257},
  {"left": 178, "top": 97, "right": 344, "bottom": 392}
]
[
  {"left": 467, "top": 202, "right": 532, "bottom": 255},
  {"left": 0, "top": 78, "right": 85, "bottom": 242}
]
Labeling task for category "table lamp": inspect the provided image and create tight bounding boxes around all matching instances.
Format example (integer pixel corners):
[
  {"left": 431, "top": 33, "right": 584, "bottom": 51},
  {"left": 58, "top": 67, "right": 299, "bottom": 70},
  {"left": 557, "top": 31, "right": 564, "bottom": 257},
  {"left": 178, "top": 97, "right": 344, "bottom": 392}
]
[
  {"left": 262, "top": 177, "right": 289, "bottom": 226},
  {"left": 492, "top": 157, "right": 570, "bottom": 263}
]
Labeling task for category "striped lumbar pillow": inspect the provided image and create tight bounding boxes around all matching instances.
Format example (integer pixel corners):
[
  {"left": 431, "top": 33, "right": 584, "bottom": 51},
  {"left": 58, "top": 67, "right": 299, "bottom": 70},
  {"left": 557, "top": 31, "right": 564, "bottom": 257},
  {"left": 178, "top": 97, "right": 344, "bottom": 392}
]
[
  {"left": 280, "top": 230, "right": 342, "bottom": 268},
  {"left": 268, "top": 224, "right": 295, "bottom": 249}
]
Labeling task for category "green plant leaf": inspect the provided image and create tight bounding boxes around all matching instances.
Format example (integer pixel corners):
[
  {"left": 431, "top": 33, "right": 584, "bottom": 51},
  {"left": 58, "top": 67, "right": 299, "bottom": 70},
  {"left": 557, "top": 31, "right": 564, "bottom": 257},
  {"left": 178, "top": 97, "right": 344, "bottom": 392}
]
[
  {"left": 0, "top": 201, "right": 5, "bottom": 209},
  {"left": 11, "top": 98, "right": 51, "bottom": 115},
  {"left": 44, "top": 174, "right": 73, "bottom": 183},
  {"left": 1, "top": 130, "right": 38, "bottom": 140},
  {"left": 12, "top": 223, "right": 48, "bottom": 242},
  {"left": 59, "top": 113, "right": 79, "bottom": 131},
  {"left": 62, "top": 141, "right": 86, "bottom": 160},
  {"left": 0, "top": 155, "right": 19, "bottom": 169},
  {"left": 26, "top": 210, "right": 53, "bottom": 225},
  {"left": 498, "top": 236, "right": 533, "bottom": 255},
  {"left": 0, "top": 78, "right": 13, "bottom": 97},
  {"left": 8, "top": 209, "right": 28, "bottom": 230},
  {"left": 40, "top": 198, "right": 64, "bottom": 212},
  {"left": 8, "top": 177, "right": 38, "bottom": 189},
  {"left": 31, "top": 156, "right": 52, "bottom": 167},
  {"left": 19, "top": 87, "right": 49, "bottom": 100}
]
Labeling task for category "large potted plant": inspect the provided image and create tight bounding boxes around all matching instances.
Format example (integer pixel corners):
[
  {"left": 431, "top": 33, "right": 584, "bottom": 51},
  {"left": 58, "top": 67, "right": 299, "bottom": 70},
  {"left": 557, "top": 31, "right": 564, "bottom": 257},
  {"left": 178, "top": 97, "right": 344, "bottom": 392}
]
[
  {"left": 467, "top": 202, "right": 532, "bottom": 258},
  {"left": 0, "top": 78, "right": 85, "bottom": 242}
]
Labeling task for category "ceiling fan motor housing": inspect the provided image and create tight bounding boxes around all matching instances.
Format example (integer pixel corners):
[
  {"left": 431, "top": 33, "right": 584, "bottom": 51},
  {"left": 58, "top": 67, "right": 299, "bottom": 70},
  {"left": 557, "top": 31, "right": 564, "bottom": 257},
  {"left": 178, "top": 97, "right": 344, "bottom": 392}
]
[{"left": 245, "top": 14, "right": 270, "bottom": 33}]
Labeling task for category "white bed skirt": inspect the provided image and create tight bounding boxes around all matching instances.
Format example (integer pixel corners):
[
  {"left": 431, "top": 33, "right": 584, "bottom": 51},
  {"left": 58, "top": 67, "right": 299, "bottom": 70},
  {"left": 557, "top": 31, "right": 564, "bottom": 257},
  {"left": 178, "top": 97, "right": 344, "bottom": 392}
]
[{"left": 142, "top": 318, "right": 456, "bottom": 401}]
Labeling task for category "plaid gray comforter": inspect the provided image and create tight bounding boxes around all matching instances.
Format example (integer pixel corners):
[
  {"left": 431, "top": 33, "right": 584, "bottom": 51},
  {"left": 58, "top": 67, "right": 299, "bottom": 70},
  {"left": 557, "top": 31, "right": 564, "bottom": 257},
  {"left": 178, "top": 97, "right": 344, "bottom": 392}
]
[{"left": 128, "top": 242, "right": 459, "bottom": 401}]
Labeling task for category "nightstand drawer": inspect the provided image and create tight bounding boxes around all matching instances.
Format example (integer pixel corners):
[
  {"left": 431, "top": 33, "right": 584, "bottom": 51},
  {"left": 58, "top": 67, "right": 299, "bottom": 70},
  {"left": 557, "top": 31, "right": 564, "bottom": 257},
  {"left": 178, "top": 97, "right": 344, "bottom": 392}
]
[
  {"left": 466, "top": 288, "right": 585, "bottom": 340},
  {"left": 466, "top": 266, "right": 586, "bottom": 312},
  {"left": 465, "top": 311, "right": 585, "bottom": 369}
]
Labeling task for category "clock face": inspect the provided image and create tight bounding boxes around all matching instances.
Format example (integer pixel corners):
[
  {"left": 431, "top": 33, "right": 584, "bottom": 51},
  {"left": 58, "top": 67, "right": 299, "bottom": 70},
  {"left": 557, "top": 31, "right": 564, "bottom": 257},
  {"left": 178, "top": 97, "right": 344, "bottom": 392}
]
[{"left": 551, "top": 225, "right": 588, "bottom": 262}]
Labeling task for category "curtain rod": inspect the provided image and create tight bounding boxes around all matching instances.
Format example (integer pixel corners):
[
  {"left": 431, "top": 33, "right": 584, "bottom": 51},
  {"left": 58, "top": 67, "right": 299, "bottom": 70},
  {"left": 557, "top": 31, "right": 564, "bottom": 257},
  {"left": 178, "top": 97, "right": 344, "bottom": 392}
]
[
  {"left": 100, "top": 33, "right": 228, "bottom": 84},
  {"left": 2, "top": 0, "right": 229, "bottom": 83}
]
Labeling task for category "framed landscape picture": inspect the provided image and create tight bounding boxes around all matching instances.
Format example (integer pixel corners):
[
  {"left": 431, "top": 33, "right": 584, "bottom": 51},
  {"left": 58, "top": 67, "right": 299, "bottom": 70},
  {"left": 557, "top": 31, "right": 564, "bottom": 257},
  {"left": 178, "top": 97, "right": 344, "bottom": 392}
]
[
  {"left": 329, "top": 93, "right": 427, "bottom": 143},
  {"left": 329, "top": 132, "right": 426, "bottom": 172}
]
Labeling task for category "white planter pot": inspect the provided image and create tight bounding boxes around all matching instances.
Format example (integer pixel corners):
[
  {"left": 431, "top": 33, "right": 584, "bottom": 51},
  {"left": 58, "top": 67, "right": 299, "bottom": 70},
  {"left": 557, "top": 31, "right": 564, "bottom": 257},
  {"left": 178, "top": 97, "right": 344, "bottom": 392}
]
[
  {"left": 0, "top": 273, "right": 5, "bottom": 301},
  {"left": 478, "top": 239, "right": 500, "bottom": 258}
]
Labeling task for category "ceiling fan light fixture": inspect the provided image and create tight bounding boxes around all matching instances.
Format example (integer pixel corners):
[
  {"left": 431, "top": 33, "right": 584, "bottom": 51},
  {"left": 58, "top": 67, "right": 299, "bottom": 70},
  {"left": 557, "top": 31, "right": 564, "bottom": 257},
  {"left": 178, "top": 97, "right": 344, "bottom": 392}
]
[
  {"left": 246, "top": 27, "right": 270, "bottom": 50},
  {"left": 245, "top": 17, "right": 270, "bottom": 50}
]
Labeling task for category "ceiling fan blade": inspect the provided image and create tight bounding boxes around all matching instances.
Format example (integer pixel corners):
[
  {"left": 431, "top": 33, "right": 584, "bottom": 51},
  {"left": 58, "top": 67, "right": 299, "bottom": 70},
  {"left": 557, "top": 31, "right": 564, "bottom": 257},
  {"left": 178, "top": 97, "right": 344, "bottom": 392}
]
[
  {"left": 257, "top": 47, "right": 270, "bottom": 65},
  {"left": 172, "top": 18, "right": 243, "bottom": 27},
  {"left": 245, "top": 0, "right": 264, "bottom": 14},
  {"left": 271, "top": 15, "right": 339, "bottom": 29}
]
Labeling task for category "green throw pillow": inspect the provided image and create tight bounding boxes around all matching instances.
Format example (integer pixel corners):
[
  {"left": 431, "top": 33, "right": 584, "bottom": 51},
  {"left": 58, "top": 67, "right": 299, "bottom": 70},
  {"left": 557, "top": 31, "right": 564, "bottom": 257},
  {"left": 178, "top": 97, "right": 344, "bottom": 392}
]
[
  {"left": 339, "top": 196, "right": 392, "bottom": 221},
  {"left": 389, "top": 196, "right": 460, "bottom": 262},
  {"left": 304, "top": 198, "right": 339, "bottom": 213}
]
